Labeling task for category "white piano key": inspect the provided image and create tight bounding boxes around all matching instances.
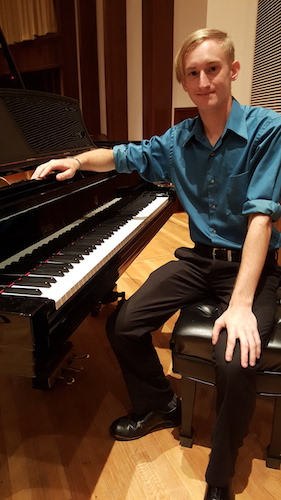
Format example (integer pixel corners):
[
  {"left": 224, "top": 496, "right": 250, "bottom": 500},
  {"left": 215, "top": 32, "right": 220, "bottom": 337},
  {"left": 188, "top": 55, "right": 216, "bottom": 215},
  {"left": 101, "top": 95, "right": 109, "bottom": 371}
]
[{"left": 2, "top": 196, "right": 169, "bottom": 309}]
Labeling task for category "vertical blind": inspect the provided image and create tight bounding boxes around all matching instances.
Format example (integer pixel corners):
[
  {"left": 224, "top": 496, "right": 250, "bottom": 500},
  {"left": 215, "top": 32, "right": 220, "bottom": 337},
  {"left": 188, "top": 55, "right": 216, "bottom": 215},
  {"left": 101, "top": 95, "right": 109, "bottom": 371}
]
[
  {"left": 251, "top": 0, "right": 281, "bottom": 113},
  {"left": 0, "top": 0, "right": 57, "bottom": 45}
]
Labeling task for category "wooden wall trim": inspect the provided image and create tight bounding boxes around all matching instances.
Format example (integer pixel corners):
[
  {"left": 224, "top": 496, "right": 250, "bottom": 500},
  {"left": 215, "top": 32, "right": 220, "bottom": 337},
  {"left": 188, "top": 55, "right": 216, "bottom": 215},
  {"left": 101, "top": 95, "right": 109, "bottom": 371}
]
[
  {"left": 77, "top": 0, "right": 100, "bottom": 137},
  {"left": 174, "top": 107, "right": 199, "bottom": 124},
  {"left": 103, "top": 0, "right": 128, "bottom": 141},
  {"left": 142, "top": 0, "right": 174, "bottom": 138},
  {"left": 55, "top": 0, "right": 79, "bottom": 101}
]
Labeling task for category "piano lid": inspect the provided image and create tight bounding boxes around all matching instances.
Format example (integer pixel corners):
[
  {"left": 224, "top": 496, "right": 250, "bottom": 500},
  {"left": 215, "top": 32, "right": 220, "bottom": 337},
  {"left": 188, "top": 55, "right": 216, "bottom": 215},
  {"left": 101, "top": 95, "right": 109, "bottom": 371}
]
[{"left": 0, "top": 88, "right": 95, "bottom": 176}]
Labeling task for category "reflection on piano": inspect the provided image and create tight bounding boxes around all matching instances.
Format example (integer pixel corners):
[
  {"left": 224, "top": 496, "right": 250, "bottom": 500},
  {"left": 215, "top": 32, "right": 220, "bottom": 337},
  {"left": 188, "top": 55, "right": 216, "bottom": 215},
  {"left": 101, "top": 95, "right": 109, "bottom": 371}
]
[{"left": 0, "top": 89, "right": 176, "bottom": 389}]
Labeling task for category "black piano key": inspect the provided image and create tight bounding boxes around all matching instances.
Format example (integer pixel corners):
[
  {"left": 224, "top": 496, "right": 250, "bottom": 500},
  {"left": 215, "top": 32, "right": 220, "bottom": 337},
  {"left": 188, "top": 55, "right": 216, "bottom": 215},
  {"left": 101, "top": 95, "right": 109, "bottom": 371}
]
[
  {"left": 79, "top": 235, "right": 103, "bottom": 245},
  {"left": 0, "top": 274, "right": 56, "bottom": 287},
  {"left": 29, "top": 267, "right": 64, "bottom": 277},
  {"left": 57, "top": 250, "right": 84, "bottom": 259},
  {"left": 30, "top": 259, "right": 73, "bottom": 270},
  {"left": 29, "top": 250, "right": 81, "bottom": 264},
  {"left": 17, "top": 277, "right": 53, "bottom": 288},
  {"left": 0, "top": 275, "right": 16, "bottom": 286},
  {"left": 48, "top": 257, "right": 74, "bottom": 268},
  {"left": 89, "top": 228, "right": 113, "bottom": 237},
  {"left": 6, "top": 263, "right": 65, "bottom": 277},
  {"left": 40, "top": 263, "right": 70, "bottom": 273},
  {"left": 8, "top": 263, "right": 66, "bottom": 277},
  {"left": 19, "top": 254, "right": 72, "bottom": 270},
  {"left": 0, "top": 272, "right": 57, "bottom": 283},
  {"left": 65, "top": 244, "right": 91, "bottom": 255},
  {"left": 49, "top": 253, "right": 81, "bottom": 264},
  {"left": 3, "top": 287, "right": 42, "bottom": 296}
]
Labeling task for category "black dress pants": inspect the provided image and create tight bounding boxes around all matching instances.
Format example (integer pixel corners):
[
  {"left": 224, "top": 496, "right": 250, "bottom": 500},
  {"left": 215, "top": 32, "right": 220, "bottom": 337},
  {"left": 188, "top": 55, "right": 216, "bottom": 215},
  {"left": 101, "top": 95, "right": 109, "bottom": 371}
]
[{"left": 106, "top": 248, "right": 280, "bottom": 486}]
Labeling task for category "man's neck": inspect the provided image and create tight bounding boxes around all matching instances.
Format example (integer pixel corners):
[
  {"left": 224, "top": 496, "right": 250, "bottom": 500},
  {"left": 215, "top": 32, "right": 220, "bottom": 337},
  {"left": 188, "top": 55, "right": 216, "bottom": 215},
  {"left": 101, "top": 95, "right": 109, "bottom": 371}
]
[{"left": 200, "top": 98, "right": 233, "bottom": 147}]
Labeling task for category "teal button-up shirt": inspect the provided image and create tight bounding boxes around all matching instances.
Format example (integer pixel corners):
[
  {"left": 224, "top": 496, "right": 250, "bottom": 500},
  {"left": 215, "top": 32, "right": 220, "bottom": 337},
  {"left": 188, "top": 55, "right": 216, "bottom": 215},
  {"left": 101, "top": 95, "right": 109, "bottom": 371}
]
[{"left": 113, "top": 99, "right": 281, "bottom": 250}]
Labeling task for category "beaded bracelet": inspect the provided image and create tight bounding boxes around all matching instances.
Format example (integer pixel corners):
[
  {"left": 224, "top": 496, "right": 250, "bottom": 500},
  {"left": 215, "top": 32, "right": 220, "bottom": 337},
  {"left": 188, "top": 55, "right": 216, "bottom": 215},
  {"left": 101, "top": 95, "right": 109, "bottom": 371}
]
[{"left": 67, "top": 156, "right": 83, "bottom": 170}]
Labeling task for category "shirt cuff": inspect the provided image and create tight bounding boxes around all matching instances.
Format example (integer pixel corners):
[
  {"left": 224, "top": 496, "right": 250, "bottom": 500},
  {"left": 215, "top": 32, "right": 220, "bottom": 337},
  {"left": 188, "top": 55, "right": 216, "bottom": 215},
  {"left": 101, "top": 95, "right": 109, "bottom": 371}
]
[
  {"left": 243, "top": 200, "right": 281, "bottom": 221},
  {"left": 113, "top": 144, "right": 132, "bottom": 174}
]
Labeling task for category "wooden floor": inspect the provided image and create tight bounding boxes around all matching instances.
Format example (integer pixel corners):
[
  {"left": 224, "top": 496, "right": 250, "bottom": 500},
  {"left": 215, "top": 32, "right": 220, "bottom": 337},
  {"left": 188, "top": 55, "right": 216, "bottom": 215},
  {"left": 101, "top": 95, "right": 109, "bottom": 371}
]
[{"left": 0, "top": 213, "right": 280, "bottom": 499}]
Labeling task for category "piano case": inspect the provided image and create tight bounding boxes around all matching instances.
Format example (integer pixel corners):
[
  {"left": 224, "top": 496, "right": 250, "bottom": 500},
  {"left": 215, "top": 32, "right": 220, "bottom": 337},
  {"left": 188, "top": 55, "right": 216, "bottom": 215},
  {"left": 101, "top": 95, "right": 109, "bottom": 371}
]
[{"left": 0, "top": 89, "right": 176, "bottom": 389}]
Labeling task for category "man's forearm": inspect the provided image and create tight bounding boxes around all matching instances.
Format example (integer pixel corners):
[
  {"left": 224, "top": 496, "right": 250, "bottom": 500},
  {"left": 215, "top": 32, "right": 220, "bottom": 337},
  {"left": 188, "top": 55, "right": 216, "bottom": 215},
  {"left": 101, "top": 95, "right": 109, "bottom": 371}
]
[
  {"left": 229, "top": 213, "right": 272, "bottom": 308},
  {"left": 74, "top": 148, "right": 116, "bottom": 173},
  {"left": 212, "top": 213, "right": 273, "bottom": 367},
  {"left": 31, "top": 148, "right": 116, "bottom": 180}
]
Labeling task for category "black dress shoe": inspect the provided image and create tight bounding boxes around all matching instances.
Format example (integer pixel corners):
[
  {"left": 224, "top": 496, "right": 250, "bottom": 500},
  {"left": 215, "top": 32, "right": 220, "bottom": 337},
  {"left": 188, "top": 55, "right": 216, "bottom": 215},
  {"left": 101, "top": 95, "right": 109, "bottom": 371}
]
[
  {"left": 204, "top": 484, "right": 233, "bottom": 500},
  {"left": 109, "top": 398, "right": 181, "bottom": 441}
]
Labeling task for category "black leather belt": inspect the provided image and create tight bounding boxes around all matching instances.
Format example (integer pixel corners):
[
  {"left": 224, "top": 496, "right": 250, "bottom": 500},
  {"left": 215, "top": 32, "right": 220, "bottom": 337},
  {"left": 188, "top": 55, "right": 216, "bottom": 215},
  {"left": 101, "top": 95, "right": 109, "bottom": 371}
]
[{"left": 194, "top": 243, "right": 242, "bottom": 262}]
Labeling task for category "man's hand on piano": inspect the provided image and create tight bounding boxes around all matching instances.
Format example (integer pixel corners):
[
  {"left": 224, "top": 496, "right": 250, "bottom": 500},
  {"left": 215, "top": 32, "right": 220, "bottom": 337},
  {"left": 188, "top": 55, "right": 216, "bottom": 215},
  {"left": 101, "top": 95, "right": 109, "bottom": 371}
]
[
  {"left": 31, "top": 149, "right": 116, "bottom": 181},
  {"left": 31, "top": 157, "right": 81, "bottom": 181}
]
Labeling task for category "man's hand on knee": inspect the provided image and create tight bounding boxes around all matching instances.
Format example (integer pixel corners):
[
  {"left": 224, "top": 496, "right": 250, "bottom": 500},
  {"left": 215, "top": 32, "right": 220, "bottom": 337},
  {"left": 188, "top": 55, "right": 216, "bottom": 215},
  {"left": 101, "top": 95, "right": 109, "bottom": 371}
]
[{"left": 212, "top": 306, "right": 261, "bottom": 368}]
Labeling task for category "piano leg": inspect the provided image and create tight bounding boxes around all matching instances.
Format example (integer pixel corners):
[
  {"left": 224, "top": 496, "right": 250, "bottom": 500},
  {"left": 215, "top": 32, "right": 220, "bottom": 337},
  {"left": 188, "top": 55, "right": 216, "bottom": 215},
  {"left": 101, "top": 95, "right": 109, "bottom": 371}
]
[{"left": 32, "top": 340, "right": 74, "bottom": 389}]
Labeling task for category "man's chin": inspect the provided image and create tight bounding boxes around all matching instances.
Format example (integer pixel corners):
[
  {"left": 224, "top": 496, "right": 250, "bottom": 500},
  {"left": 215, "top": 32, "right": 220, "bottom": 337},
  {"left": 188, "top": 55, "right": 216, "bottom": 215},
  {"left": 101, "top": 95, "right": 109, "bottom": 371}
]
[{"left": 192, "top": 94, "right": 215, "bottom": 107}]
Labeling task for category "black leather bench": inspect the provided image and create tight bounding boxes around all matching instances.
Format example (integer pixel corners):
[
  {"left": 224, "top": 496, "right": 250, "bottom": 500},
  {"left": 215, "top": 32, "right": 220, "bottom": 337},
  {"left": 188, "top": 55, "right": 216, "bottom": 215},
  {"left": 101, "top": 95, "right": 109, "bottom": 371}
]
[{"left": 170, "top": 295, "right": 281, "bottom": 469}]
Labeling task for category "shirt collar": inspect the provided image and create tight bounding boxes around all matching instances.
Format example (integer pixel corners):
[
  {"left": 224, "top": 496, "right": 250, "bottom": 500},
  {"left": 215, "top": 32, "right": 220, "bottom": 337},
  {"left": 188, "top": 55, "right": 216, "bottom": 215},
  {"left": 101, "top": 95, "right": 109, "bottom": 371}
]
[
  {"left": 225, "top": 98, "right": 248, "bottom": 140},
  {"left": 183, "top": 98, "right": 248, "bottom": 147}
]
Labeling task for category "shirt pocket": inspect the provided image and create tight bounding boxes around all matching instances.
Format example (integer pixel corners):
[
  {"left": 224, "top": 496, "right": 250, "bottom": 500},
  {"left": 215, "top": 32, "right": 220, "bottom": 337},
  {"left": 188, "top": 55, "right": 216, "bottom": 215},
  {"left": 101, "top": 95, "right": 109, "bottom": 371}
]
[{"left": 226, "top": 171, "right": 249, "bottom": 215}]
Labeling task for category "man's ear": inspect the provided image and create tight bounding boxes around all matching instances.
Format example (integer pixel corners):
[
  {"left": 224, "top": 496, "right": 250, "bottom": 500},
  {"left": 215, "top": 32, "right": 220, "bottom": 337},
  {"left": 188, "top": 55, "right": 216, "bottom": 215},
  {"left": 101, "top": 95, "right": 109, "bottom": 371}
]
[
  {"left": 230, "top": 60, "right": 240, "bottom": 81},
  {"left": 181, "top": 80, "right": 187, "bottom": 92}
]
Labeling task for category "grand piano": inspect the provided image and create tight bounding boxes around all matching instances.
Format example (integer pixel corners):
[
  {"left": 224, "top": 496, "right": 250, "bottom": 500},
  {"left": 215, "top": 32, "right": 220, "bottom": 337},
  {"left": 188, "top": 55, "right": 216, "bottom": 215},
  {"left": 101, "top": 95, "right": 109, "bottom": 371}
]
[{"left": 0, "top": 88, "right": 176, "bottom": 389}]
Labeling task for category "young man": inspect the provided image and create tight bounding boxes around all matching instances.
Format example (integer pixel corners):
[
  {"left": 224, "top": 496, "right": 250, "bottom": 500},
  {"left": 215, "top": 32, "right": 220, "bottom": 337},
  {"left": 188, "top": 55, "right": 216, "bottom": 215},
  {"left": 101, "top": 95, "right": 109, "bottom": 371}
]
[{"left": 32, "top": 29, "right": 281, "bottom": 500}]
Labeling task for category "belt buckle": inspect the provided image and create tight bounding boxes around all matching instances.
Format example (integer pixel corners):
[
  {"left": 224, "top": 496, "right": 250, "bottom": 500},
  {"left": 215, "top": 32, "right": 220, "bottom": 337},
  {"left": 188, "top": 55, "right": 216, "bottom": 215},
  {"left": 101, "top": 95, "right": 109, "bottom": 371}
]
[
  {"left": 227, "top": 249, "right": 232, "bottom": 262},
  {"left": 212, "top": 248, "right": 233, "bottom": 262},
  {"left": 212, "top": 248, "right": 217, "bottom": 259}
]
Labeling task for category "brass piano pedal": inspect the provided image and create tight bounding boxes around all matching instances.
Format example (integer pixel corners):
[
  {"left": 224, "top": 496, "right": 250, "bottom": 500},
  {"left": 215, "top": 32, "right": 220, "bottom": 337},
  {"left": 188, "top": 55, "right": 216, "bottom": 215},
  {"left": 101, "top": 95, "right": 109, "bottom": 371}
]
[
  {"left": 68, "top": 353, "right": 90, "bottom": 363},
  {"left": 57, "top": 373, "right": 76, "bottom": 385},
  {"left": 65, "top": 353, "right": 90, "bottom": 372},
  {"left": 55, "top": 353, "right": 89, "bottom": 386},
  {"left": 63, "top": 366, "right": 83, "bottom": 373}
]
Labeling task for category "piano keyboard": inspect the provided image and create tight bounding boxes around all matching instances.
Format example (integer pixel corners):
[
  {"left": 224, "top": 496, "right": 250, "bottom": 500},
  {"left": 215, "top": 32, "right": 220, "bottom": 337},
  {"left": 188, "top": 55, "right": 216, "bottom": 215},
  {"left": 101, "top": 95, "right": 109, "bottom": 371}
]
[
  {"left": 0, "top": 196, "right": 122, "bottom": 269},
  {"left": 0, "top": 193, "right": 169, "bottom": 309}
]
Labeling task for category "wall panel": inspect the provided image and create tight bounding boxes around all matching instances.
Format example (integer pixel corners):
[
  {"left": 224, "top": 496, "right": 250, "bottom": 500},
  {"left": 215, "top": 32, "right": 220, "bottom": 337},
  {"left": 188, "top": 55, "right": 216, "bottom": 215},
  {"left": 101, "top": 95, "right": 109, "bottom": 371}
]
[{"left": 142, "top": 0, "right": 174, "bottom": 138}]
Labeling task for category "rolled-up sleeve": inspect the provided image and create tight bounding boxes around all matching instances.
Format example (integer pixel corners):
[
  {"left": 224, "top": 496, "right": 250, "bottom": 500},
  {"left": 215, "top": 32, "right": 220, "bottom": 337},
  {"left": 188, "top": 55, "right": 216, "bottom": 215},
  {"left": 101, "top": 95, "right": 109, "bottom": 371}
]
[
  {"left": 113, "top": 144, "right": 132, "bottom": 174},
  {"left": 243, "top": 199, "right": 281, "bottom": 221},
  {"left": 113, "top": 133, "right": 173, "bottom": 183},
  {"left": 242, "top": 117, "right": 281, "bottom": 222}
]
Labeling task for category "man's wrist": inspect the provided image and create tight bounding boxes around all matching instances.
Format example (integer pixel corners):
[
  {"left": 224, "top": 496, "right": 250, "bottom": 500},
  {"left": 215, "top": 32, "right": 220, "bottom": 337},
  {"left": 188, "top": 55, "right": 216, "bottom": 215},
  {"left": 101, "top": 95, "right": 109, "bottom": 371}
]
[{"left": 67, "top": 156, "right": 82, "bottom": 170}]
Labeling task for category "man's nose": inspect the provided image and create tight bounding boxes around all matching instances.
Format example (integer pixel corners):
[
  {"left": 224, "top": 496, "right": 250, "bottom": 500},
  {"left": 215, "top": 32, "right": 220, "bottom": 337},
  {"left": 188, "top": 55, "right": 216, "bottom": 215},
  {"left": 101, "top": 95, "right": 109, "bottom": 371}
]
[{"left": 198, "top": 70, "right": 210, "bottom": 88}]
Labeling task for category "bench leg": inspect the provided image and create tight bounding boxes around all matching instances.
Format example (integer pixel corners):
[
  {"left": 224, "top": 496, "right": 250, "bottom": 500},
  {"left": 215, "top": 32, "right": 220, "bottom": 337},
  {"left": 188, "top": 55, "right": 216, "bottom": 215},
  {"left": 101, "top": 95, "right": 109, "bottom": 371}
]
[
  {"left": 179, "top": 376, "right": 196, "bottom": 448},
  {"left": 266, "top": 396, "right": 281, "bottom": 469}
]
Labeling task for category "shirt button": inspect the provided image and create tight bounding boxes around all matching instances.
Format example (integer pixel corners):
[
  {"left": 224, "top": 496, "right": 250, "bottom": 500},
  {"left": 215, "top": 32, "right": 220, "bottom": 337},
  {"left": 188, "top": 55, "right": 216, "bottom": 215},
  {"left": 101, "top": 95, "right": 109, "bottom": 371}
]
[
  {"left": 213, "top": 229, "right": 217, "bottom": 234},
  {"left": 212, "top": 205, "right": 216, "bottom": 209},
  {"left": 210, "top": 152, "right": 215, "bottom": 157},
  {"left": 210, "top": 179, "right": 215, "bottom": 184}
]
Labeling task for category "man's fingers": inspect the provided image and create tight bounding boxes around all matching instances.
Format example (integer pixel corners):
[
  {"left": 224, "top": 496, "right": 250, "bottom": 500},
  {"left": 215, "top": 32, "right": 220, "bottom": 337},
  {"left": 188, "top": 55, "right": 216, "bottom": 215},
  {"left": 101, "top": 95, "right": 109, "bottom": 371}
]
[
  {"left": 31, "top": 159, "right": 77, "bottom": 180},
  {"left": 224, "top": 332, "right": 236, "bottom": 363},
  {"left": 228, "top": 328, "right": 260, "bottom": 368},
  {"left": 31, "top": 161, "right": 58, "bottom": 179},
  {"left": 212, "top": 317, "right": 224, "bottom": 345}
]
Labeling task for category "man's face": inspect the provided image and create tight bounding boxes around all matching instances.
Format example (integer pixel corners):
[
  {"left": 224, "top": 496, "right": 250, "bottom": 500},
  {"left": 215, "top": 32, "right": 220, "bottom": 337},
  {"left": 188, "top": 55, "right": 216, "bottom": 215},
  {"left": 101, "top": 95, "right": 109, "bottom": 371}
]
[{"left": 181, "top": 39, "right": 239, "bottom": 112}]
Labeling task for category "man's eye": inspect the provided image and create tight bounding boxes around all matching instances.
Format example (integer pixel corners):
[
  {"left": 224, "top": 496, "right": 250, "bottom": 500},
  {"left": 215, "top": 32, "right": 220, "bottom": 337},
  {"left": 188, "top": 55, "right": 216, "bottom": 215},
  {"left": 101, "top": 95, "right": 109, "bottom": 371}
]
[
  {"left": 188, "top": 71, "right": 198, "bottom": 77},
  {"left": 209, "top": 66, "right": 217, "bottom": 72}
]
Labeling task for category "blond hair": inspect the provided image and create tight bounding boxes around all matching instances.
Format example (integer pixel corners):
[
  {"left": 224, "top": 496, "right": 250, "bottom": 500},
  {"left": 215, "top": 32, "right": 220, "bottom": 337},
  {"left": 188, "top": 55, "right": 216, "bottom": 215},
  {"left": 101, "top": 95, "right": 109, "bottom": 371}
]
[{"left": 175, "top": 28, "right": 235, "bottom": 83}]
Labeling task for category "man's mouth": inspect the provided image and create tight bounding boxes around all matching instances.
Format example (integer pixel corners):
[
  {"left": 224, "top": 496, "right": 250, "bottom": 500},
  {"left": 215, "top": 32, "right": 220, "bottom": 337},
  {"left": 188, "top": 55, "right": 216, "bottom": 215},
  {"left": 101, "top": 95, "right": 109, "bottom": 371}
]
[{"left": 197, "top": 91, "right": 215, "bottom": 96}]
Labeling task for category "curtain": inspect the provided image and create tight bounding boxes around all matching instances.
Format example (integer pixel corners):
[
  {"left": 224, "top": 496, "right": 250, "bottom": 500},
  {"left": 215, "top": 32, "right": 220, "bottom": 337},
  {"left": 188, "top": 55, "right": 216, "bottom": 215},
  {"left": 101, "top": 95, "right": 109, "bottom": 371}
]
[
  {"left": 0, "top": 0, "right": 57, "bottom": 45},
  {"left": 251, "top": 0, "right": 281, "bottom": 113}
]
